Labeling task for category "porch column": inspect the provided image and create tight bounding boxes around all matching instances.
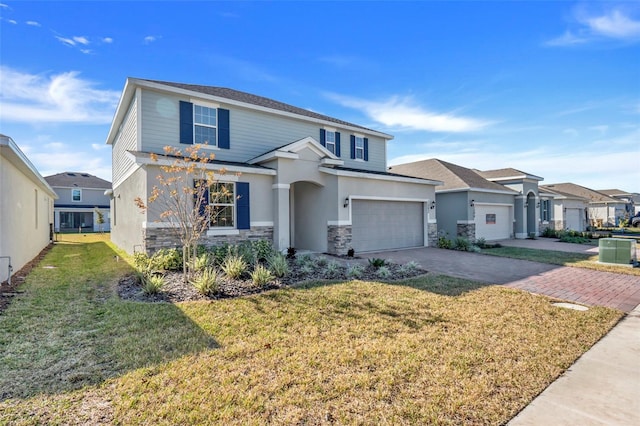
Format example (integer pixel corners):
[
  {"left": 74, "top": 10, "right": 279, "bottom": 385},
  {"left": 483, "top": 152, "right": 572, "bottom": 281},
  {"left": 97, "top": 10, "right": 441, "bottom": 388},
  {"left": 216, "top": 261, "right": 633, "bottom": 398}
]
[{"left": 272, "top": 183, "right": 290, "bottom": 251}]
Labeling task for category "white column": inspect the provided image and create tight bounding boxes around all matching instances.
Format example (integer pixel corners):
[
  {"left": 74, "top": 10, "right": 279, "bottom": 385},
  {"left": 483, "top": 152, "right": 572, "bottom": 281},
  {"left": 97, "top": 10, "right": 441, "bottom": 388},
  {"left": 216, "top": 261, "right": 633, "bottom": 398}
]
[{"left": 272, "top": 184, "right": 290, "bottom": 251}]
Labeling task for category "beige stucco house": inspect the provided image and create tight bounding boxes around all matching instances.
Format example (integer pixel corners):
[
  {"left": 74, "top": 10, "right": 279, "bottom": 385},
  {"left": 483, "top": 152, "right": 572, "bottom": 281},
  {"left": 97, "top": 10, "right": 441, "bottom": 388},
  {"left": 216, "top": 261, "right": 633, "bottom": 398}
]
[
  {"left": 106, "top": 78, "right": 441, "bottom": 255},
  {"left": 0, "top": 134, "right": 57, "bottom": 283}
]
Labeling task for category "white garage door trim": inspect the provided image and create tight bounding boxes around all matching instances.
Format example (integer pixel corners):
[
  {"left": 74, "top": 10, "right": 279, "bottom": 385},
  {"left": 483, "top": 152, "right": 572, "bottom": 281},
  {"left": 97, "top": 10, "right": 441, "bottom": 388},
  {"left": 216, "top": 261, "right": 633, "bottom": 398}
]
[
  {"left": 474, "top": 204, "right": 512, "bottom": 241},
  {"left": 351, "top": 199, "right": 427, "bottom": 252}
]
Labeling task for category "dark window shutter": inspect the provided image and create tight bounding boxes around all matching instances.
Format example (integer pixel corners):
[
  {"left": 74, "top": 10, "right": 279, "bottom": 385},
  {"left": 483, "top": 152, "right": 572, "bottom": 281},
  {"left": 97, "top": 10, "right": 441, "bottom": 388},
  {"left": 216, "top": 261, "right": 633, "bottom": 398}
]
[
  {"left": 236, "top": 182, "right": 250, "bottom": 230},
  {"left": 319, "top": 129, "right": 326, "bottom": 147},
  {"left": 179, "top": 101, "right": 194, "bottom": 144},
  {"left": 335, "top": 132, "right": 341, "bottom": 157},
  {"left": 350, "top": 135, "right": 356, "bottom": 159},
  {"left": 364, "top": 138, "right": 369, "bottom": 161},
  {"left": 218, "top": 108, "right": 230, "bottom": 149},
  {"left": 194, "top": 179, "right": 209, "bottom": 217}
]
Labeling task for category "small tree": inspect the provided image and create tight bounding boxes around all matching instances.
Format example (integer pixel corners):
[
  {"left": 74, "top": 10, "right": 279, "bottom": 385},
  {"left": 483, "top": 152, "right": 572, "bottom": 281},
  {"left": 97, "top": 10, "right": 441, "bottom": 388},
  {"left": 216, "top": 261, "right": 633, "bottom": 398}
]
[
  {"left": 94, "top": 207, "right": 105, "bottom": 233},
  {"left": 134, "top": 144, "right": 233, "bottom": 282}
]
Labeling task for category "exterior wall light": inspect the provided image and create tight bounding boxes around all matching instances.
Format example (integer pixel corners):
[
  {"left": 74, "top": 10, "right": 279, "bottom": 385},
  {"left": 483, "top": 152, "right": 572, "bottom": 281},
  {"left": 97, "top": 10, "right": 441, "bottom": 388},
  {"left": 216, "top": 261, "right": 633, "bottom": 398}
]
[
  {"left": 430, "top": 200, "right": 436, "bottom": 210},
  {"left": 343, "top": 197, "right": 349, "bottom": 208},
  {"left": 536, "top": 202, "right": 540, "bottom": 208},
  {"left": 470, "top": 199, "right": 475, "bottom": 207}
]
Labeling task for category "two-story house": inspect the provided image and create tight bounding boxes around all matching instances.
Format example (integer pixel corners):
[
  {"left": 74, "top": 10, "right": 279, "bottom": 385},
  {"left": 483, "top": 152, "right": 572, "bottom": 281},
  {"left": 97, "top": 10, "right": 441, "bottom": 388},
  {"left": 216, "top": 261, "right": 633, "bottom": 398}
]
[
  {"left": 106, "top": 78, "right": 441, "bottom": 255},
  {"left": 44, "top": 172, "right": 112, "bottom": 233}
]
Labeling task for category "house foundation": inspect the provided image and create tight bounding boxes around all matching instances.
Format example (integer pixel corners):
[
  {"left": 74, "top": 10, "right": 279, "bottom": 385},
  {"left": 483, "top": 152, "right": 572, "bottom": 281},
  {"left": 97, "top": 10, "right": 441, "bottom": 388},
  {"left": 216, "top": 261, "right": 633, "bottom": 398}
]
[
  {"left": 327, "top": 225, "right": 353, "bottom": 255},
  {"left": 143, "top": 226, "right": 274, "bottom": 254}
]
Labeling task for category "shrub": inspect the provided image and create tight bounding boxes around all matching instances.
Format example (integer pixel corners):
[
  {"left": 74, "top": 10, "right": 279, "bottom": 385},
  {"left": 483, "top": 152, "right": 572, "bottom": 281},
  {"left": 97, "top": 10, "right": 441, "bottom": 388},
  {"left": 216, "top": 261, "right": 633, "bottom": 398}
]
[
  {"left": 221, "top": 254, "right": 248, "bottom": 279},
  {"left": 251, "top": 264, "right": 274, "bottom": 287},
  {"left": 474, "top": 237, "right": 487, "bottom": 249},
  {"left": 398, "top": 261, "right": 420, "bottom": 275},
  {"left": 368, "top": 258, "right": 386, "bottom": 269},
  {"left": 142, "top": 274, "right": 165, "bottom": 295},
  {"left": 453, "top": 237, "right": 470, "bottom": 251},
  {"left": 211, "top": 243, "right": 231, "bottom": 266},
  {"left": 346, "top": 264, "right": 364, "bottom": 279},
  {"left": 151, "top": 248, "right": 183, "bottom": 271},
  {"left": 438, "top": 236, "right": 453, "bottom": 249},
  {"left": 190, "top": 268, "right": 220, "bottom": 296},
  {"left": 268, "top": 253, "right": 289, "bottom": 278},
  {"left": 252, "top": 239, "right": 275, "bottom": 262},
  {"left": 133, "top": 252, "right": 152, "bottom": 271},
  {"left": 315, "top": 256, "right": 328, "bottom": 267},
  {"left": 324, "top": 261, "right": 342, "bottom": 278},
  {"left": 286, "top": 247, "right": 296, "bottom": 259},
  {"left": 376, "top": 266, "right": 392, "bottom": 279},
  {"left": 296, "top": 253, "right": 314, "bottom": 267},
  {"left": 541, "top": 228, "right": 557, "bottom": 238},
  {"left": 192, "top": 253, "right": 212, "bottom": 272},
  {"left": 236, "top": 241, "right": 258, "bottom": 267},
  {"left": 299, "top": 264, "right": 314, "bottom": 275}
]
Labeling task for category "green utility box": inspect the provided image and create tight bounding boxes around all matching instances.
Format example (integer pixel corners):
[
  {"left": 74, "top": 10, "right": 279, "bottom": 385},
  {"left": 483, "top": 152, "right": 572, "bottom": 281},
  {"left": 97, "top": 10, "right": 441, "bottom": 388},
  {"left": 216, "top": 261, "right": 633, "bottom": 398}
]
[{"left": 598, "top": 238, "right": 637, "bottom": 265}]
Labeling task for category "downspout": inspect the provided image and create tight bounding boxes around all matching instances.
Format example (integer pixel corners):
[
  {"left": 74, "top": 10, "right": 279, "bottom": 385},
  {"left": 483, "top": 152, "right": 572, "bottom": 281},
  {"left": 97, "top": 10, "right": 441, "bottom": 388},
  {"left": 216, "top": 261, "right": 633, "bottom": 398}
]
[{"left": 0, "top": 256, "right": 12, "bottom": 287}]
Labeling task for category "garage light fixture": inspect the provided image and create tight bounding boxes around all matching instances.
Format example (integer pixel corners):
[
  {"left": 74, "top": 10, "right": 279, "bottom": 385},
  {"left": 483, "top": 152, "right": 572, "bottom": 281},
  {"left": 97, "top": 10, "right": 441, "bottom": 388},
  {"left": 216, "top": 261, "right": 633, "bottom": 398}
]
[
  {"left": 536, "top": 202, "right": 540, "bottom": 208},
  {"left": 470, "top": 199, "right": 475, "bottom": 207},
  {"left": 343, "top": 197, "right": 349, "bottom": 208},
  {"left": 430, "top": 200, "right": 436, "bottom": 210}
]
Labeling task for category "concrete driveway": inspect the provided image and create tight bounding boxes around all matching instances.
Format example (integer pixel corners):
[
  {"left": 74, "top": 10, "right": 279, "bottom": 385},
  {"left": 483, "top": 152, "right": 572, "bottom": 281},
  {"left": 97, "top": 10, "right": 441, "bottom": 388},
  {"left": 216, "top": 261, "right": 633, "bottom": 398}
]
[{"left": 365, "top": 243, "right": 640, "bottom": 313}]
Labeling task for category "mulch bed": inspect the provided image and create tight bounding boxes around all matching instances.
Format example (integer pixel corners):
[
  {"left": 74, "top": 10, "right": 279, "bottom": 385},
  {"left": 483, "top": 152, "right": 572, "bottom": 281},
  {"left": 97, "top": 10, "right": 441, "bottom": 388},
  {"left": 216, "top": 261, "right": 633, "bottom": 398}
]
[
  {"left": 118, "top": 259, "right": 428, "bottom": 303},
  {"left": 0, "top": 244, "right": 54, "bottom": 314}
]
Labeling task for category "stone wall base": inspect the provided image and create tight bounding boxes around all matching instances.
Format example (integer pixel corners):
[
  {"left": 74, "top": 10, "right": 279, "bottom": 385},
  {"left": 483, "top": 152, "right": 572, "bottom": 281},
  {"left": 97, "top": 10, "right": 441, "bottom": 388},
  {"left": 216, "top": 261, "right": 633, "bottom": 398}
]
[
  {"left": 457, "top": 223, "right": 477, "bottom": 242},
  {"left": 143, "top": 226, "right": 274, "bottom": 254},
  {"left": 427, "top": 223, "right": 438, "bottom": 247},
  {"left": 327, "top": 225, "right": 352, "bottom": 255}
]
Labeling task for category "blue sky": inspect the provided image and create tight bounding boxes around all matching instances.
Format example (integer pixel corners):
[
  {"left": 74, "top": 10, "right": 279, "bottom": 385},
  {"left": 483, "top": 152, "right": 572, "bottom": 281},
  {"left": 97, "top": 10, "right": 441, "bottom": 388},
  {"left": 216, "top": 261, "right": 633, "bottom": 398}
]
[{"left": 1, "top": 1, "right": 638, "bottom": 191}]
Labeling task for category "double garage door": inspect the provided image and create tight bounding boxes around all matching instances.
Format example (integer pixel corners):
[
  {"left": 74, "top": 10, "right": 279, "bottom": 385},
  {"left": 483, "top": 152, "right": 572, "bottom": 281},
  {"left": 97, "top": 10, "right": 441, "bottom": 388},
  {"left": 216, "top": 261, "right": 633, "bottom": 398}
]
[
  {"left": 475, "top": 205, "right": 511, "bottom": 241},
  {"left": 351, "top": 200, "right": 424, "bottom": 252}
]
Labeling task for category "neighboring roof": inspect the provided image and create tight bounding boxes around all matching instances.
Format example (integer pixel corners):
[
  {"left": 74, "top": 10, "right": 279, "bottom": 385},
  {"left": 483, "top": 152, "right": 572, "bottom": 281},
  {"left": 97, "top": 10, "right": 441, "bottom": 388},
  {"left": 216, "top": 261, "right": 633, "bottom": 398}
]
[
  {"left": 389, "top": 159, "right": 517, "bottom": 194},
  {"left": 539, "top": 185, "right": 589, "bottom": 201},
  {"left": 44, "top": 172, "right": 112, "bottom": 189},
  {"left": 540, "top": 183, "right": 621, "bottom": 203},
  {"left": 598, "top": 189, "right": 634, "bottom": 198},
  {"left": 0, "top": 134, "right": 57, "bottom": 198},
  {"left": 476, "top": 167, "right": 544, "bottom": 182},
  {"left": 106, "top": 78, "right": 393, "bottom": 145},
  {"left": 321, "top": 165, "right": 443, "bottom": 186}
]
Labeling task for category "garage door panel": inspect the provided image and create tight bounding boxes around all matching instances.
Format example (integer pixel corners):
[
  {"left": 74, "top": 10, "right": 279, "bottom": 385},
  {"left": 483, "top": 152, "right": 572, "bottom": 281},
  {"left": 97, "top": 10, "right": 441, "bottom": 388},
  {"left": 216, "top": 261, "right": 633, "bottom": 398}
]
[
  {"left": 352, "top": 200, "right": 424, "bottom": 252},
  {"left": 565, "top": 209, "right": 581, "bottom": 231},
  {"left": 475, "top": 205, "right": 511, "bottom": 241}
]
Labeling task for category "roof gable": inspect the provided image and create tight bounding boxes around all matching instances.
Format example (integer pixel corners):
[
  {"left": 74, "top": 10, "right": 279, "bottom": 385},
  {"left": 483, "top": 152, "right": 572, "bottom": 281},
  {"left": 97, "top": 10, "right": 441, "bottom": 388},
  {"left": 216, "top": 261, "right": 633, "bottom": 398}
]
[
  {"left": 44, "top": 172, "right": 112, "bottom": 189},
  {"left": 477, "top": 167, "right": 543, "bottom": 182}
]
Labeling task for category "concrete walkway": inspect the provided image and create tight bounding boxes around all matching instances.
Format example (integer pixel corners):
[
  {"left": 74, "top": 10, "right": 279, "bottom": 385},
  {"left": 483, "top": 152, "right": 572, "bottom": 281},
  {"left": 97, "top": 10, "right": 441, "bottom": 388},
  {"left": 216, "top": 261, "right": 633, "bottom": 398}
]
[{"left": 365, "top": 241, "right": 640, "bottom": 425}]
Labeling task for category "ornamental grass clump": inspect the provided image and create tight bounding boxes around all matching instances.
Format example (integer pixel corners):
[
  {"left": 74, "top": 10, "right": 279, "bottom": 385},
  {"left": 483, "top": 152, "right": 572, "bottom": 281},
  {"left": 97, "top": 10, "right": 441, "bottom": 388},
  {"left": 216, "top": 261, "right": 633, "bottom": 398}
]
[
  {"left": 221, "top": 254, "right": 248, "bottom": 279},
  {"left": 346, "top": 264, "right": 364, "bottom": 279},
  {"left": 142, "top": 274, "right": 165, "bottom": 295},
  {"left": 250, "top": 264, "right": 274, "bottom": 287},
  {"left": 324, "top": 260, "right": 342, "bottom": 278},
  {"left": 191, "top": 267, "right": 220, "bottom": 296},
  {"left": 268, "top": 253, "right": 289, "bottom": 278},
  {"left": 376, "top": 266, "right": 392, "bottom": 279},
  {"left": 398, "top": 261, "right": 420, "bottom": 275}
]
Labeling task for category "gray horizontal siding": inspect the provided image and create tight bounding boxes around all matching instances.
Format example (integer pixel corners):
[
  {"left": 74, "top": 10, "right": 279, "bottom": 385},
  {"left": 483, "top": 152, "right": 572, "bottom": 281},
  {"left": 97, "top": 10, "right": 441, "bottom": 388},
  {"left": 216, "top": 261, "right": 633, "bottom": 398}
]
[
  {"left": 53, "top": 187, "right": 111, "bottom": 207},
  {"left": 113, "top": 96, "right": 138, "bottom": 187},
  {"left": 140, "top": 89, "right": 387, "bottom": 172}
]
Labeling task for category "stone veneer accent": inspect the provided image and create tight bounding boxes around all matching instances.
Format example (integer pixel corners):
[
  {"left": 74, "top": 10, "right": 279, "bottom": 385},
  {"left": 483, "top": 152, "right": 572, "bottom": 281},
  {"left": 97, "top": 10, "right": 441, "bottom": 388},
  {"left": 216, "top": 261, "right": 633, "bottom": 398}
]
[
  {"left": 457, "top": 223, "right": 476, "bottom": 242},
  {"left": 427, "top": 223, "right": 438, "bottom": 247},
  {"left": 327, "top": 225, "right": 352, "bottom": 255},
  {"left": 143, "top": 226, "right": 274, "bottom": 254}
]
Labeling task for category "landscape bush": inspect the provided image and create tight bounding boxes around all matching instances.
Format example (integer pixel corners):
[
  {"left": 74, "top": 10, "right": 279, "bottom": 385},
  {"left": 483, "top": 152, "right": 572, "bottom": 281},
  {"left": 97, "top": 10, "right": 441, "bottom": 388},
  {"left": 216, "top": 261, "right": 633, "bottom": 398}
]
[
  {"left": 221, "top": 254, "right": 248, "bottom": 279},
  {"left": 250, "top": 264, "right": 274, "bottom": 287},
  {"left": 190, "top": 268, "right": 220, "bottom": 296}
]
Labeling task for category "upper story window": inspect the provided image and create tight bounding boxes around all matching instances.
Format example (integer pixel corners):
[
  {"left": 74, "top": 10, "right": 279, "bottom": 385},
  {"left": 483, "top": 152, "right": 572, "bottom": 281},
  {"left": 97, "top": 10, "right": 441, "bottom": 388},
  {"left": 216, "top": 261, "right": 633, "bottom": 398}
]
[
  {"left": 194, "top": 105, "right": 218, "bottom": 146},
  {"left": 72, "top": 188, "right": 82, "bottom": 202},
  {"left": 325, "top": 131, "right": 336, "bottom": 155},
  {"left": 355, "top": 136, "right": 365, "bottom": 160},
  {"left": 319, "top": 129, "right": 341, "bottom": 157}
]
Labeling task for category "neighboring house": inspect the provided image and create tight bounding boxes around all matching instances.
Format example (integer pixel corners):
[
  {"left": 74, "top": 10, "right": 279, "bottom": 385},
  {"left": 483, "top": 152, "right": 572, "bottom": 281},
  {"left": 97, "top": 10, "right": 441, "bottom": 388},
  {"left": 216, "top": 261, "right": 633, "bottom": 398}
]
[
  {"left": 475, "top": 168, "right": 544, "bottom": 239},
  {"left": 0, "top": 134, "right": 57, "bottom": 283},
  {"left": 538, "top": 186, "right": 589, "bottom": 232},
  {"left": 106, "top": 78, "right": 441, "bottom": 255},
  {"left": 44, "top": 172, "right": 112, "bottom": 233},
  {"left": 598, "top": 189, "right": 639, "bottom": 218},
  {"left": 540, "top": 183, "right": 625, "bottom": 227},
  {"left": 390, "top": 159, "right": 518, "bottom": 241}
]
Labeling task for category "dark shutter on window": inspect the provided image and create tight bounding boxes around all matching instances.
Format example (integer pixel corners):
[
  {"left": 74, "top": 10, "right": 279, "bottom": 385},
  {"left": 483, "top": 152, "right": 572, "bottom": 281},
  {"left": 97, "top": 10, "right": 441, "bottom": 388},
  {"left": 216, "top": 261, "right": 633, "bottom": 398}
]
[
  {"left": 236, "top": 182, "right": 250, "bottom": 230},
  {"left": 363, "top": 138, "right": 369, "bottom": 161},
  {"left": 218, "top": 108, "right": 230, "bottom": 149},
  {"left": 319, "top": 129, "right": 326, "bottom": 147},
  {"left": 350, "top": 135, "right": 356, "bottom": 159},
  {"left": 194, "top": 179, "right": 209, "bottom": 217},
  {"left": 335, "top": 132, "right": 341, "bottom": 157},
  {"left": 179, "top": 101, "right": 194, "bottom": 144}
]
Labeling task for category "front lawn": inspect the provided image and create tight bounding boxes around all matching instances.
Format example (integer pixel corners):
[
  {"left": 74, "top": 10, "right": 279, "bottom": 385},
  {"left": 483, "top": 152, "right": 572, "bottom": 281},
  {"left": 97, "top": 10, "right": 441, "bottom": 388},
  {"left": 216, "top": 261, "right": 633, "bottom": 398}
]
[
  {"left": 482, "top": 246, "right": 640, "bottom": 276},
  {"left": 0, "top": 235, "right": 622, "bottom": 425}
]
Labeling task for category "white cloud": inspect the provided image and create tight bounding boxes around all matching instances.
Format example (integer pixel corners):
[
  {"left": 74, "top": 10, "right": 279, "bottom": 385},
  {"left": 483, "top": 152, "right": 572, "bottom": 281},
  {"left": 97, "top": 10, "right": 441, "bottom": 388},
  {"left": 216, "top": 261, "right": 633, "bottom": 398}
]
[
  {"left": 73, "top": 36, "right": 90, "bottom": 45},
  {"left": 144, "top": 35, "right": 159, "bottom": 44},
  {"left": 91, "top": 143, "right": 109, "bottom": 151},
  {"left": 589, "top": 125, "right": 609, "bottom": 135},
  {"left": 563, "top": 128, "right": 579, "bottom": 137},
  {"left": 102, "top": 37, "right": 113, "bottom": 44},
  {"left": 327, "top": 93, "right": 491, "bottom": 133},
  {"left": 0, "top": 66, "right": 120, "bottom": 124},
  {"left": 80, "top": 49, "right": 93, "bottom": 55},
  {"left": 548, "top": 7, "right": 640, "bottom": 46},
  {"left": 584, "top": 9, "right": 640, "bottom": 39},
  {"left": 26, "top": 20, "right": 40, "bottom": 27},
  {"left": 56, "top": 36, "right": 76, "bottom": 46},
  {"left": 22, "top": 143, "right": 112, "bottom": 181},
  {"left": 0, "top": 3, "right": 10, "bottom": 8},
  {"left": 6, "top": 19, "right": 16, "bottom": 24}
]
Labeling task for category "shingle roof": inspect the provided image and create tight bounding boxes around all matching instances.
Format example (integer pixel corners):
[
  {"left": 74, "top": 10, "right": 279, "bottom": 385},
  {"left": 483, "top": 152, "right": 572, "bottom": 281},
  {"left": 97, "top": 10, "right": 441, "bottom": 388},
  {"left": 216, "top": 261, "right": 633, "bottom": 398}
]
[
  {"left": 540, "top": 183, "right": 620, "bottom": 203},
  {"left": 44, "top": 172, "right": 111, "bottom": 189},
  {"left": 476, "top": 167, "right": 543, "bottom": 181},
  {"left": 597, "top": 189, "right": 633, "bottom": 197},
  {"left": 390, "top": 159, "right": 516, "bottom": 193},
  {"left": 142, "top": 79, "right": 380, "bottom": 134},
  {"left": 539, "top": 185, "right": 589, "bottom": 200}
]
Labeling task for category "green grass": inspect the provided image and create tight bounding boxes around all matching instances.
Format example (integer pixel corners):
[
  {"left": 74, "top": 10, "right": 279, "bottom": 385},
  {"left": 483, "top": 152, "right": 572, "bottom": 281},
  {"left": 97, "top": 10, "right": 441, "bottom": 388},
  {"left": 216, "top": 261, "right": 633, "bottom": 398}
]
[
  {"left": 0, "top": 235, "right": 623, "bottom": 425},
  {"left": 482, "top": 246, "right": 640, "bottom": 276}
]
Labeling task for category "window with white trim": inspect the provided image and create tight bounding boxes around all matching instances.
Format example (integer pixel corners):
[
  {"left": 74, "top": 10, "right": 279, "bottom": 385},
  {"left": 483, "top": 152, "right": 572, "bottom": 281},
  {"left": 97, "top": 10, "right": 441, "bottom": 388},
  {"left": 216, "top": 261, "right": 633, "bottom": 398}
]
[
  {"left": 355, "top": 136, "right": 364, "bottom": 160},
  {"left": 325, "top": 131, "right": 336, "bottom": 155},
  {"left": 210, "top": 182, "right": 235, "bottom": 228},
  {"left": 72, "top": 188, "right": 82, "bottom": 202},
  {"left": 194, "top": 105, "right": 218, "bottom": 146},
  {"left": 540, "top": 200, "right": 550, "bottom": 221}
]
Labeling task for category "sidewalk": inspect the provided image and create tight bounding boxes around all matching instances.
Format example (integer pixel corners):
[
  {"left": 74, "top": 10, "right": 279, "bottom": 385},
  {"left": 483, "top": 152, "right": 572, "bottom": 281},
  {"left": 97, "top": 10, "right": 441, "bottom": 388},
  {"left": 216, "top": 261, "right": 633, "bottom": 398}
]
[{"left": 508, "top": 303, "right": 640, "bottom": 425}]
